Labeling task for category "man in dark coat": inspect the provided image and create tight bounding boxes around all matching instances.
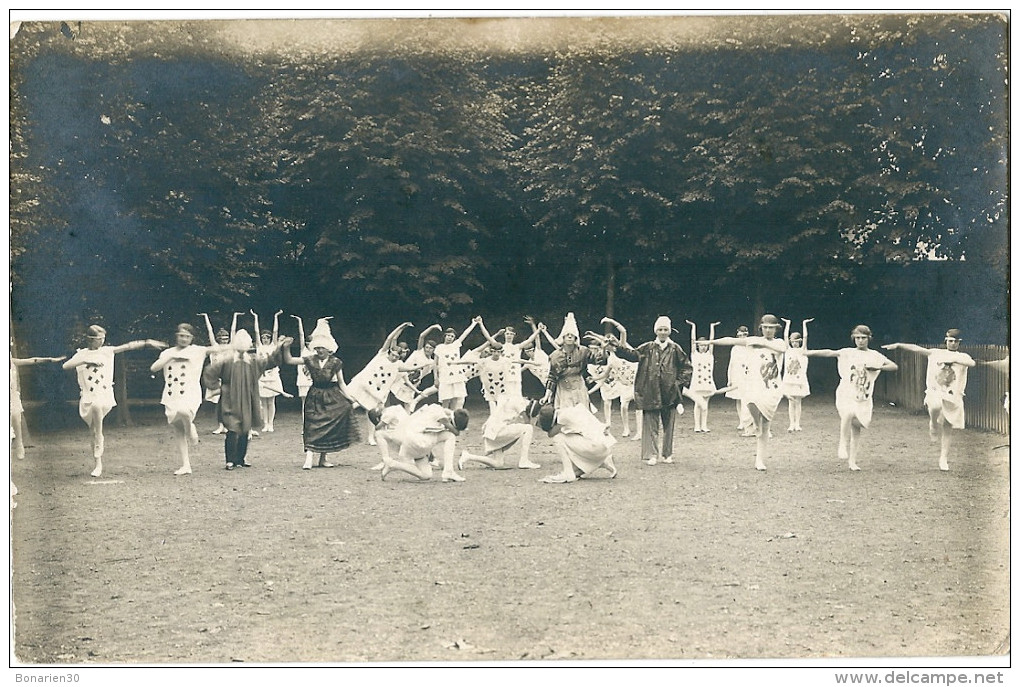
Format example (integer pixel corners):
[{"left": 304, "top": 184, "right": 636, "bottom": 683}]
[{"left": 613, "top": 316, "right": 693, "bottom": 465}]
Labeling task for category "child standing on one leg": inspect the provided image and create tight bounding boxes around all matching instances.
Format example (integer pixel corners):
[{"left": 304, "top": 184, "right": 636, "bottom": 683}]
[
  {"left": 707, "top": 315, "right": 787, "bottom": 471},
  {"left": 150, "top": 323, "right": 229, "bottom": 475},
  {"left": 11, "top": 351, "right": 66, "bottom": 460},
  {"left": 683, "top": 320, "right": 721, "bottom": 433},
  {"left": 780, "top": 317, "right": 814, "bottom": 432},
  {"left": 882, "top": 329, "right": 975, "bottom": 471},
  {"left": 62, "top": 326, "right": 167, "bottom": 477},
  {"left": 805, "top": 325, "right": 898, "bottom": 471},
  {"left": 725, "top": 325, "right": 755, "bottom": 436}
]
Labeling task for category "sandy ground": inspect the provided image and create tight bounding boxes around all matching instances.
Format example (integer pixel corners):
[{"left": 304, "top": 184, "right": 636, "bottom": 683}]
[{"left": 9, "top": 396, "right": 1010, "bottom": 664}]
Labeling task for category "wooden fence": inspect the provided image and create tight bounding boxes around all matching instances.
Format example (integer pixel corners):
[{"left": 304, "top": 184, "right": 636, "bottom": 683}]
[{"left": 874, "top": 344, "right": 1010, "bottom": 435}]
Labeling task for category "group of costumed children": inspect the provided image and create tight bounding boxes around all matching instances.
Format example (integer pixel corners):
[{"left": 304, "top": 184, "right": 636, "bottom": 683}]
[{"left": 11, "top": 309, "right": 988, "bottom": 483}]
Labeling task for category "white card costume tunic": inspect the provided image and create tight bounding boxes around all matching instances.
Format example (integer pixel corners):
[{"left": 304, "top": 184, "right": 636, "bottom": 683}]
[
  {"left": 834, "top": 348, "right": 893, "bottom": 428},
  {"left": 687, "top": 348, "right": 718, "bottom": 397},
  {"left": 780, "top": 347, "right": 810, "bottom": 399},
  {"left": 156, "top": 344, "right": 208, "bottom": 421},
  {"left": 257, "top": 344, "right": 289, "bottom": 399},
  {"left": 69, "top": 346, "right": 117, "bottom": 419},
  {"left": 435, "top": 342, "right": 469, "bottom": 402},
  {"left": 742, "top": 341, "right": 786, "bottom": 422},
  {"left": 348, "top": 352, "right": 401, "bottom": 410},
  {"left": 923, "top": 349, "right": 973, "bottom": 429},
  {"left": 725, "top": 346, "right": 751, "bottom": 400}
]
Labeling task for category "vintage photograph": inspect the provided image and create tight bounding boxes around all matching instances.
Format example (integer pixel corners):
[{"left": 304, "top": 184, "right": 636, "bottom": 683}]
[{"left": 8, "top": 10, "right": 1010, "bottom": 676}]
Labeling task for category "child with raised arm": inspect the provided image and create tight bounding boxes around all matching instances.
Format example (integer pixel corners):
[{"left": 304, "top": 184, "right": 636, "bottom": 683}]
[
  {"left": 806, "top": 325, "right": 898, "bottom": 471},
  {"left": 252, "top": 310, "right": 292, "bottom": 433},
  {"left": 199, "top": 312, "right": 242, "bottom": 434},
  {"left": 347, "top": 321, "right": 418, "bottom": 445},
  {"left": 707, "top": 314, "right": 787, "bottom": 471},
  {"left": 478, "top": 318, "right": 541, "bottom": 401},
  {"left": 780, "top": 317, "right": 814, "bottom": 432},
  {"left": 596, "top": 317, "right": 640, "bottom": 438},
  {"left": 882, "top": 329, "right": 976, "bottom": 471},
  {"left": 289, "top": 315, "right": 315, "bottom": 407},
  {"left": 63, "top": 326, "right": 167, "bottom": 477},
  {"left": 725, "top": 325, "right": 755, "bottom": 436},
  {"left": 150, "top": 323, "right": 230, "bottom": 475},
  {"left": 682, "top": 320, "right": 722, "bottom": 433},
  {"left": 11, "top": 350, "right": 66, "bottom": 460},
  {"left": 434, "top": 317, "right": 481, "bottom": 411},
  {"left": 521, "top": 317, "right": 553, "bottom": 390}
]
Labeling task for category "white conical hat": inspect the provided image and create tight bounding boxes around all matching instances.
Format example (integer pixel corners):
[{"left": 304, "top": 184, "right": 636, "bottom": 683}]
[
  {"left": 308, "top": 318, "right": 338, "bottom": 353},
  {"left": 231, "top": 329, "right": 254, "bottom": 352},
  {"left": 556, "top": 312, "right": 580, "bottom": 345}
]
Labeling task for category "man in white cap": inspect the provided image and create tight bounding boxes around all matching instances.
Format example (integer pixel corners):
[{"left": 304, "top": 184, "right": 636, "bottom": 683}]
[{"left": 612, "top": 315, "right": 692, "bottom": 465}]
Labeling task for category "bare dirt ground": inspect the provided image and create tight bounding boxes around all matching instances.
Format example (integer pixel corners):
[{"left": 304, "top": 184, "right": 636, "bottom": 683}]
[{"left": 10, "top": 396, "right": 1010, "bottom": 664}]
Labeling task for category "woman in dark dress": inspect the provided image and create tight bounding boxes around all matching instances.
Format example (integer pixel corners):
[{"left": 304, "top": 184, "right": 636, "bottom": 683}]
[{"left": 283, "top": 318, "right": 359, "bottom": 470}]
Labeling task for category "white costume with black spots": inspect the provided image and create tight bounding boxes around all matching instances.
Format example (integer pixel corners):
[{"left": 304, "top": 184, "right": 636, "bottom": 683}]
[
  {"left": 348, "top": 352, "right": 401, "bottom": 410},
  {"left": 687, "top": 348, "right": 717, "bottom": 397},
  {"left": 500, "top": 342, "right": 525, "bottom": 396},
  {"left": 155, "top": 344, "right": 207, "bottom": 421},
  {"left": 478, "top": 355, "right": 515, "bottom": 403},
  {"left": 67, "top": 346, "right": 117, "bottom": 419},
  {"left": 435, "top": 342, "right": 469, "bottom": 402}
]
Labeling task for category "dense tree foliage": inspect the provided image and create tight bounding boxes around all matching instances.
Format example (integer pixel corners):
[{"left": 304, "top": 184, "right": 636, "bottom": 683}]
[{"left": 9, "top": 15, "right": 1008, "bottom": 373}]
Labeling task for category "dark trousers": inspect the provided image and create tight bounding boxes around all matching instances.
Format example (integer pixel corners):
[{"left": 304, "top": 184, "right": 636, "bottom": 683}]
[
  {"left": 641, "top": 406, "right": 676, "bottom": 461},
  {"left": 225, "top": 431, "right": 250, "bottom": 466}
]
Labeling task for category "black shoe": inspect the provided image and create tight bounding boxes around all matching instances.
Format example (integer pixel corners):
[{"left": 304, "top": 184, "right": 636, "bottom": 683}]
[
  {"left": 239, "top": 461, "right": 252, "bottom": 468},
  {"left": 225, "top": 463, "right": 235, "bottom": 471}
]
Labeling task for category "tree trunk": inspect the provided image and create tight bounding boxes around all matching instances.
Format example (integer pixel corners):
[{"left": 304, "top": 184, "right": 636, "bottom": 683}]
[
  {"left": 604, "top": 253, "right": 616, "bottom": 331},
  {"left": 113, "top": 353, "right": 133, "bottom": 427},
  {"left": 752, "top": 278, "right": 765, "bottom": 331}
]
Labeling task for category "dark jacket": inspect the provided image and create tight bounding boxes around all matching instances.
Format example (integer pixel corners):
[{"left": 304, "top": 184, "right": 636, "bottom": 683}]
[{"left": 615, "top": 339, "right": 693, "bottom": 410}]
